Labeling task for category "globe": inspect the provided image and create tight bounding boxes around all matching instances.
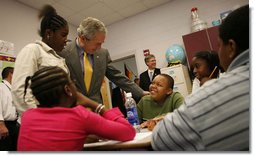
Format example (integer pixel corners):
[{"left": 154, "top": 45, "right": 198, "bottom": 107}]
[{"left": 165, "top": 44, "right": 186, "bottom": 64}]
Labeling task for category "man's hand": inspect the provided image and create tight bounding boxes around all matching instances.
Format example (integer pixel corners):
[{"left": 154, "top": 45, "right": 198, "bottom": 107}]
[{"left": 0, "top": 121, "right": 9, "bottom": 139}]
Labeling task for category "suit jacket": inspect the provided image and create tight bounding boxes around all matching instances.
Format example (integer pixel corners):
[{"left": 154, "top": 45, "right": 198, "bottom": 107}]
[
  {"left": 60, "top": 41, "right": 144, "bottom": 103},
  {"left": 139, "top": 68, "right": 161, "bottom": 91}
]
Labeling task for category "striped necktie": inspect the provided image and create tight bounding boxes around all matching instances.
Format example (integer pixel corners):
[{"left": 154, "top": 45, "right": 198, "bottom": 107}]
[{"left": 84, "top": 52, "right": 93, "bottom": 92}]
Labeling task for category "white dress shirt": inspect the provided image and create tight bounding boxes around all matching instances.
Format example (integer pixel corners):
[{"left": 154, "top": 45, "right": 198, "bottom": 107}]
[
  {"left": 0, "top": 80, "right": 17, "bottom": 121},
  {"left": 148, "top": 69, "right": 154, "bottom": 81}
]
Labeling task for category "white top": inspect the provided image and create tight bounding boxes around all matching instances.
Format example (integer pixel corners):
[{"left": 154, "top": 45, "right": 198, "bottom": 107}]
[
  {"left": 191, "top": 77, "right": 200, "bottom": 93},
  {"left": 192, "top": 72, "right": 225, "bottom": 94},
  {"left": 11, "top": 40, "right": 69, "bottom": 121},
  {"left": 0, "top": 80, "right": 17, "bottom": 121}
]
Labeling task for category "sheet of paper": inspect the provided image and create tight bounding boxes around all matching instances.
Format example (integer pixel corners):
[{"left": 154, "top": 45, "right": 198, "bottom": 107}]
[
  {"left": 83, "top": 131, "right": 152, "bottom": 148},
  {"left": 84, "top": 140, "right": 120, "bottom": 148},
  {"left": 132, "top": 131, "right": 152, "bottom": 142}
]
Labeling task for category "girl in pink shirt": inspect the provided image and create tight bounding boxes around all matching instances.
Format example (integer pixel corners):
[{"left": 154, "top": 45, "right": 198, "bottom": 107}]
[{"left": 17, "top": 66, "right": 135, "bottom": 151}]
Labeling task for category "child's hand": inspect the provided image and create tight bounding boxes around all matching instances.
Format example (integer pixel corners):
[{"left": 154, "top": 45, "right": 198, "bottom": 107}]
[
  {"left": 76, "top": 92, "right": 92, "bottom": 108},
  {"left": 76, "top": 92, "right": 106, "bottom": 113}
]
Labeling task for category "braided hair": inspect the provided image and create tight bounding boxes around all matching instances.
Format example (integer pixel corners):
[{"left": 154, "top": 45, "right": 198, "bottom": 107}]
[
  {"left": 24, "top": 66, "right": 71, "bottom": 107},
  {"left": 38, "top": 5, "right": 67, "bottom": 37}
]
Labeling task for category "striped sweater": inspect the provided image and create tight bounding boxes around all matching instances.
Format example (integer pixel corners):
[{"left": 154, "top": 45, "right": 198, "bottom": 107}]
[{"left": 151, "top": 49, "right": 249, "bottom": 151}]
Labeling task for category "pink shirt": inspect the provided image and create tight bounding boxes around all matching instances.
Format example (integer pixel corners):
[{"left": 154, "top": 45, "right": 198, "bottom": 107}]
[{"left": 18, "top": 106, "right": 135, "bottom": 151}]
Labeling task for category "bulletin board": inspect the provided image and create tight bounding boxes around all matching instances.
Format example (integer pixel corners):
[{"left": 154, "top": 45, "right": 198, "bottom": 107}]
[{"left": 0, "top": 55, "right": 15, "bottom": 81}]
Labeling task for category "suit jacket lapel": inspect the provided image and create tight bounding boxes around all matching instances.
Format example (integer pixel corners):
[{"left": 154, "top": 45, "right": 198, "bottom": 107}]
[
  {"left": 89, "top": 54, "right": 96, "bottom": 93},
  {"left": 153, "top": 68, "right": 160, "bottom": 79},
  {"left": 145, "top": 70, "right": 149, "bottom": 80},
  {"left": 68, "top": 42, "right": 88, "bottom": 94}
]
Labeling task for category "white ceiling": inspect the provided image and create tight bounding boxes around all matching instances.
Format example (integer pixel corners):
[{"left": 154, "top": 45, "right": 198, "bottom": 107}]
[{"left": 16, "top": 0, "right": 172, "bottom": 26}]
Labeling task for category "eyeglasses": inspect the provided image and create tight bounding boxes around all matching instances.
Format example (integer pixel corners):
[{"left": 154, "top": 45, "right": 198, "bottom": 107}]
[{"left": 149, "top": 59, "right": 156, "bottom": 62}]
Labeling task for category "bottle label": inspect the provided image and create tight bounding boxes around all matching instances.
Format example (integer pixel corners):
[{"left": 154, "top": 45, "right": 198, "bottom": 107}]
[{"left": 126, "top": 107, "right": 140, "bottom": 126}]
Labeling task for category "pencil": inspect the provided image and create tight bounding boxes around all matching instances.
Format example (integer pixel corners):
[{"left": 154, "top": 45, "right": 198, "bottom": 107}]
[{"left": 209, "top": 66, "right": 218, "bottom": 78}]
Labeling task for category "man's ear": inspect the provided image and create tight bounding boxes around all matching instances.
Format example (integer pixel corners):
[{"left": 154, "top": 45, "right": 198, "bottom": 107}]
[{"left": 228, "top": 39, "right": 237, "bottom": 59}]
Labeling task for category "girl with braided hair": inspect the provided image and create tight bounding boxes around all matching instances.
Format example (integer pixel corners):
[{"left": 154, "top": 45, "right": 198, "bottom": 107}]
[
  {"left": 17, "top": 66, "right": 135, "bottom": 151},
  {"left": 12, "top": 5, "right": 70, "bottom": 121}
]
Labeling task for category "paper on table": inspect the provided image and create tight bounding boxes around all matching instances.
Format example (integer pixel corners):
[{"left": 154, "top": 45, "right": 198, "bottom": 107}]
[
  {"left": 84, "top": 140, "right": 120, "bottom": 148},
  {"left": 83, "top": 131, "right": 152, "bottom": 148},
  {"left": 132, "top": 131, "right": 152, "bottom": 142}
]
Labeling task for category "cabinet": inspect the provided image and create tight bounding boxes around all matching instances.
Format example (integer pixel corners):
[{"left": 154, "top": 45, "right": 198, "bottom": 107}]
[
  {"left": 182, "top": 26, "right": 219, "bottom": 68},
  {"left": 160, "top": 64, "right": 192, "bottom": 97}
]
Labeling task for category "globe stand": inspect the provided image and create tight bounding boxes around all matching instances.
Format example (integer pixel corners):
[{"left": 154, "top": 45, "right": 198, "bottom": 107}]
[{"left": 167, "top": 61, "right": 181, "bottom": 67}]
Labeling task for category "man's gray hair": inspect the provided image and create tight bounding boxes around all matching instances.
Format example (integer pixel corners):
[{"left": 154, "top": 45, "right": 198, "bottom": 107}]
[
  {"left": 144, "top": 54, "right": 155, "bottom": 63},
  {"left": 77, "top": 17, "right": 107, "bottom": 40}
]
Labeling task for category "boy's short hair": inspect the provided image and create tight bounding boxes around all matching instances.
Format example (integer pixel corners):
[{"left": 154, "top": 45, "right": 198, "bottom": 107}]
[{"left": 159, "top": 74, "right": 174, "bottom": 89}]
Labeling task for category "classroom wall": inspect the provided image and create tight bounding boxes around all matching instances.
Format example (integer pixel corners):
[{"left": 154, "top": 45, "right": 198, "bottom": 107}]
[
  {"left": 103, "top": 0, "right": 248, "bottom": 75},
  {"left": 0, "top": 0, "right": 77, "bottom": 56}
]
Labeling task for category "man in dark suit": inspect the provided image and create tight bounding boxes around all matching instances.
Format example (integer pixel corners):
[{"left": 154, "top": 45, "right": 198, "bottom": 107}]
[
  {"left": 139, "top": 54, "right": 161, "bottom": 91},
  {"left": 60, "top": 17, "right": 148, "bottom": 104}
]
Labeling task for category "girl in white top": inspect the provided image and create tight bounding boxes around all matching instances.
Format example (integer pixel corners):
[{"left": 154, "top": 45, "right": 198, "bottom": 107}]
[{"left": 12, "top": 5, "right": 69, "bottom": 121}]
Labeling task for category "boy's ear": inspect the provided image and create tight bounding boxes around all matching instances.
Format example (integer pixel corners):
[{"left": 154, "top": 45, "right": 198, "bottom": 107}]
[
  {"left": 228, "top": 39, "right": 237, "bottom": 59},
  {"left": 167, "top": 88, "right": 173, "bottom": 95}
]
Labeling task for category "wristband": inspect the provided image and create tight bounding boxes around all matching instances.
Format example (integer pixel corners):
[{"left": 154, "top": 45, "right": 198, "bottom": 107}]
[
  {"left": 97, "top": 105, "right": 105, "bottom": 115},
  {"left": 95, "top": 104, "right": 102, "bottom": 113}
]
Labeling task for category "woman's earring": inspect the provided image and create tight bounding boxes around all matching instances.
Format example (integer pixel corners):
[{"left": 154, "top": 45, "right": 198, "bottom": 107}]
[
  {"left": 47, "top": 35, "right": 50, "bottom": 40},
  {"left": 69, "top": 92, "right": 72, "bottom": 97}
]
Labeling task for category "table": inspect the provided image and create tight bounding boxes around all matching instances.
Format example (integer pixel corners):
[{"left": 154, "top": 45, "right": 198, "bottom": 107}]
[{"left": 83, "top": 129, "right": 152, "bottom": 151}]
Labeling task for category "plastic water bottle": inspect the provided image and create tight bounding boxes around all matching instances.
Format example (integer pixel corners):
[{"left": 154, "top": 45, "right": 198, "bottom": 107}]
[{"left": 125, "top": 92, "right": 140, "bottom": 131}]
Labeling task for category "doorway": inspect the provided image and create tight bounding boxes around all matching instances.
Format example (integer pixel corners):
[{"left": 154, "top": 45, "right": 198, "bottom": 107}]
[
  {"left": 111, "top": 54, "right": 138, "bottom": 80},
  {"left": 110, "top": 54, "right": 138, "bottom": 117}
]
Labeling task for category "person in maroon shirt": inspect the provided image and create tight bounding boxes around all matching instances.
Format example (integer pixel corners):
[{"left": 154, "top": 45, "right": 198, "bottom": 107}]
[{"left": 17, "top": 66, "right": 135, "bottom": 151}]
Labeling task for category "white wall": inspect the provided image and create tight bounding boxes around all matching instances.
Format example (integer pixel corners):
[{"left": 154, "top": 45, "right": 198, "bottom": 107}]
[
  {"left": 104, "top": 0, "right": 248, "bottom": 75},
  {"left": 0, "top": 0, "right": 248, "bottom": 73},
  {"left": 0, "top": 0, "right": 77, "bottom": 56}
]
